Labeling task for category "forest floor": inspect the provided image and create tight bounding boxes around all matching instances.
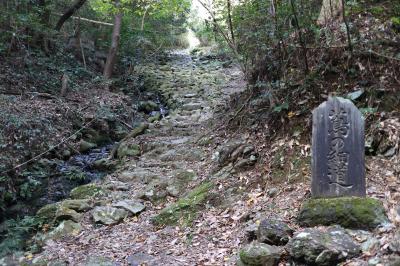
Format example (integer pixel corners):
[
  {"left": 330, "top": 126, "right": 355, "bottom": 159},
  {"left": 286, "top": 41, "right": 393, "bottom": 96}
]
[{"left": 18, "top": 49, "right": 400, "bottom": 266}]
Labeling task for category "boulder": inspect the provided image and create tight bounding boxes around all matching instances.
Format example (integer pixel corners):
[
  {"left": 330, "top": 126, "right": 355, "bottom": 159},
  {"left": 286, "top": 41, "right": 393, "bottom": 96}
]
[
  {"left": 60, "top": 199, "right": 93, "bottom": 212},
  {"left": 297, "top": 197, "right": 389, "bottom": 229},
  {"left": 79, "top": 140, "right": 97, "bottom": 153},
  {"left": 36, "top": 203, "right": 60, "bottom": 224},
  {"left": 239, "top": 242, "right": 282, "bottom": 266},
  {"left": 138, "top": 101, "right": 159, "bottom": 113},
  {"left": 92, "top": 158, "right": 116, "bottom": 171},
  {"left": 45, "top": 220, "right": 82, "bottom": 241},
  {"left": 257, "top": 219, "right": 293, "bottom": 245},
  {"left": 70, "top": 183, "right": 105, "bottom": 199},
  {"left": 55, "top": 206, "right": 82, "bottom": 222},
  {"left": 92, "top": 206, "right": 128, "bottom": 225},
  {"left": 151, "top": 182, "right": 213, "bottom": 226},
  {"left": 112, "top": 200, "right": 145, "bottom": 215},
  {"left": 117, "top": 142, "right": 141, "bottom": 158},
  {"left": 287, "top": 226, "right": 361, "bottom": 265}
]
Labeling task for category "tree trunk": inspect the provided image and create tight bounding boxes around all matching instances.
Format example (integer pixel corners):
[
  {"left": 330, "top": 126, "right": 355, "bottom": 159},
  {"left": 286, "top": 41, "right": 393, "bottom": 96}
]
[
  {"left": 317, "top": 0, "right": 342, "bottom": 25},
  {"left": 103, "top": 9, "right": 122, "bottom": 80},
  {"left": 227, "top": 0, "right": 235, "bottom": 44},
  {"left": 290, "top": 0, "right": 309, "bottom": 75},
  {"left": 55, "top": 0, "right": 87, "bottom": 31}
]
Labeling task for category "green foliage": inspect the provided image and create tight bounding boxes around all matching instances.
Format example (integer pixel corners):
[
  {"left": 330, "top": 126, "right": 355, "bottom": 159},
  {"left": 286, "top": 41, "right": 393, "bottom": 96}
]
[
  {"left": 0, "top": 216, "right": 41, "bottom": 256},
  {"left": 64, "top": 167, "right": 88, "bottom": 181}
]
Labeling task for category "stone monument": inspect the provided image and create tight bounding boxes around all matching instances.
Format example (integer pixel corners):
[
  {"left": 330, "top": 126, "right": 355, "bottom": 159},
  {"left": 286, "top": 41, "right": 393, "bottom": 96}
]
[{"left": 311, "top": 97, "right": 365, "bottom": 197}]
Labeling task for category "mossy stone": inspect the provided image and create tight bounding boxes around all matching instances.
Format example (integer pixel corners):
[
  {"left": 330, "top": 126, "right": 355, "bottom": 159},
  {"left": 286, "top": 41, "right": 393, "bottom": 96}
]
[
  {"left": 60, "top": 199, "right": 92, "bottom": 211},
  {"left": 151, "top": 182, "right": 213, "bottom": 226},
  {"left": 239, "top": 242, "right": 281, "bottom": 266},
  {"left": 117, "top": 142, "right": 141, "bottom": 158},
  {"left": 297, "top": 197, "right": 389, "bottom": 229},
  {"left": 36, "top": 203, "right": 60, "bottom": 224},
  {"left": 70, "top": 184, "right": 105, "bottom": 199},
  {"left": 79, "top": 140, "right": 97, "bottom": 153}
]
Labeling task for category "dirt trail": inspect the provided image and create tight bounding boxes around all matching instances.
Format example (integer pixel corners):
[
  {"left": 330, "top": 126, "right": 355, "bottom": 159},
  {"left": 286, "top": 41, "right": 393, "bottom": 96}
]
[{"left": 36, "top": 51, "right": 247, "bottom": 265}]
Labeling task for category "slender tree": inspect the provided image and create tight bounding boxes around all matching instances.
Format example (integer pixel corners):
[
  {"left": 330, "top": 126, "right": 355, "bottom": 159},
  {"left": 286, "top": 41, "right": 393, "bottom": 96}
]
[
  {"left": 103, "top": 0, "right": 123, "bottom": 80},
  {"left": 55, "top": 0, "right": 88, "bottom": 31}
]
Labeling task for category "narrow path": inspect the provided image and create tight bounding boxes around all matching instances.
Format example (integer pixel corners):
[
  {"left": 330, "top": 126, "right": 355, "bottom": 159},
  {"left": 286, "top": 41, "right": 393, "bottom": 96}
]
[{"left": 38, "top": 50, "right": 246, "bottom": 265}]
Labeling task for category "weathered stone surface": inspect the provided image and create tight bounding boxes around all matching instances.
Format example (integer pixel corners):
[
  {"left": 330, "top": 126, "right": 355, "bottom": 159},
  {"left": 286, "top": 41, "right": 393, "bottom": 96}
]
[
  {"left": 79, "top": 140, "right": 97, "bottom": 153},
  {"left": 45, "top": 220, "right": 82, "bottom": 241},
  {"left": 297, "top": 197, "right": 388, "bottom": 229},
  {"left": 36, "top": 203, "right": 59, "bottom": 223},
  {"left": 127, "top": 253, "right": 156, "bottom": 266},
  {"left": 312, "top": 97, "right": 365, "bottom": 197},
  {"left": 287, "top": 226, "right": 360, "bottom": 265},
  {"left": 92, "top": 206, "right": 128, "bottom": 225},
  {"left": 138, "top": 100, "right": 159, "bottom": 113},
  {"left": 60, "top": 199, "right": 93, "bottom": 212},
  {"left": 239, "top": 242, "right": 282, "bottom": 266},
  {"left": 117, "top": 142, "right": 141, "bottom": 158},
  {"left": 118, "top": 168, "right": 159, "bottom": 183},
  {"left": 257, "top": 219, "right": 293, "bottom": 245},
  {"left": 92, "top": 158, "right": 116, "bottom": 171},
  {"left": 70, "top": 183, "right": 105, "bottom": 199},
  {"left": 151, "top": 182, "right": 213, "bottom": 226},
  {"left": 389, "top": 231, "right": 400, "bottom": 254},
  {"left": 112, "top": 200, "right": 145, "bottom": 215},
  {"left": 82, "top": 256, "right": 115, "bottom": 266},
  {"left": 55, "top": 206, "right": 82, "bottom": 222}
]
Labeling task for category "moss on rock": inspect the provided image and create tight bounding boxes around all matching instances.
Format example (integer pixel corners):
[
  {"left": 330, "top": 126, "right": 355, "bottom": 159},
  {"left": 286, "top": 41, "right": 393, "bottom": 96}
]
[
  {"left": 117, "top": 143, "right": 141, "bottom": 158},
  {"left": 70, "top": 183, "right": 105, "bottom": 199},
  {"left": 36, "top": 203, "right": 60, "bottom": 224},
  {"left": 297, "top": 197, "right": 389, "bottom": 229},
  {"left": 151, "top": 182, "right": 213, "bottom": 226},
  {"left": 239, "top": 242, "right": 282, "bottom": 266}
]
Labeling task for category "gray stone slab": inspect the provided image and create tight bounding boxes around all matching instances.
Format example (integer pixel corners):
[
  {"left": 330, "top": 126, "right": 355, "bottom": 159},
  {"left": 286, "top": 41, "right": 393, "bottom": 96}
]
[{"left": 312, "top": 97, "right": 365, "bottom": 197}]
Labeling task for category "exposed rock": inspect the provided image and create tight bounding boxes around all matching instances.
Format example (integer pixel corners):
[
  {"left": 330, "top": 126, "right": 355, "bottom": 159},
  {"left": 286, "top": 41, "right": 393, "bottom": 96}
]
[
  {"left": 257, "top": 219, "right": 293, "bottom": 245},
  {"left": 36, "top": 203, "right": 60, "bottom": 224},
  {"left": 297, "top": 197, "right": 388, "bottom": 229},
  {"left": 112, "top": 200, "right": 145, "bottom": 215},
  {"left": 182, "top": 102, "right": 203, "bottom": 111},
  {"left": 127, "top": 253, "right": 156, "bottom": 266},
  {"left": 267, "top": 188, "right": 279, "bottom": 198},
  {"left": 239, "top": 242, "right": 282, "bottom": 266},
  {"left": 138, "top": 100, "right": 159, "bottom": 113},
  {"left": 70, "top": 183, "right": 106, "bottom": 199},
  {"left": 92, "top": 206, "right": 129, "bottom": 225},
  {"left": 117, "top": 142, "right": 141, "bottom": 158},
  {"left": 148, "top": 112, "right": 161, "bottom": 123},
  {"left": 152, "top": 182, "right": 213, "bottom": 226},
  {"left": 82, "top": 256, "right": 115, "bottom": 266},
  {"left": 125, "top": 123, "right": 149, "bottom": 139},
  {"left": 245, "top": 223, "right": 258, "bottom": 241},
  {"left": 60, "top": 199, "right": 93, "bottom": 212},
  {"left": 158, "top": 147, "right": 204, "bottom": 162},
  {"left": 79, "top": 140, "right": 97, "bottom": 153},
  {"left": 103, "top": 180, "right": 130, "bottom": 191},
  {"left": 215, "top": 140, "right": 257, "bottom": 169},
  {"left": 55, "top": 206, "right": 82, "bottom": 222},
  {"left": 92, "top": 158, "right": 116, "bottom": 171},
  {"left": 118, "top": 168, "right": 159, "bottom": 183},
  {"left": 287, "top": 226, "right": 361, "bottom": 265},
  {"left": 389, "top": 231, "right": 400, "bottom": 254},
  {"left": 44, "top": 220, "right": 82, "bottom": 241}
]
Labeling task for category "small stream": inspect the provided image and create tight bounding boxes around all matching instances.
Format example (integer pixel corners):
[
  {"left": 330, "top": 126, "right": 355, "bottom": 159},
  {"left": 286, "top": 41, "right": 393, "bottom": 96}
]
[{"left": 0, "top": 61, "right": 170, "bottom": 258}]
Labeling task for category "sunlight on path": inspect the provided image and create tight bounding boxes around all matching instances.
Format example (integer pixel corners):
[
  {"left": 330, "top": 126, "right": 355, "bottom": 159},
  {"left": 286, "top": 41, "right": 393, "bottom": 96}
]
[{"left": 186, "top": 28, "right": 200, "bottom": 50}]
